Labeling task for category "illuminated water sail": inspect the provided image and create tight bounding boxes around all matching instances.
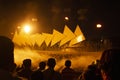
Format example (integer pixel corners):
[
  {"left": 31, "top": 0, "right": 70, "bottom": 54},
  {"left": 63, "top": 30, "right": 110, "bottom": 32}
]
[
  {"left": 36, "top": 33, "right": 46, "bottom": 47},
  {"left": 13, "top": 25, "right": 85, "bottom": 47},
  {"left": 69, "top": 25, "right": 85, "bottom": 46},
  {"left": 42, "top": 33, "right": 53, "bottom": 46},
  {"left": 51, "top": 29, "right": 65, "bottom": 47},
  {"left": 59, "top": 25, "right": 76, "bottom": 47}
]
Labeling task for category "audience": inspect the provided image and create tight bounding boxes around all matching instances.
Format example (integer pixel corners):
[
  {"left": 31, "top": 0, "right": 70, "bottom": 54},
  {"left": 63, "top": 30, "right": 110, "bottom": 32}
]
[
  {"left": 17, "top": 59, "right": 33, "bottom": 80},
  {"left": 1, "top": 35, "right": 120, "bottom": 80}
]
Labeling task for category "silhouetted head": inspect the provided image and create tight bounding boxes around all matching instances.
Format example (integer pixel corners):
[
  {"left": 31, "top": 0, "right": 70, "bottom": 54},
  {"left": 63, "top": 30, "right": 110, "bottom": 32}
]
[
  {"left": 82, "top": 69, "right": 97, "bottom": 80},
  {"left": 65, "top": 60, "right": 71, "bottom": 67},
  {"left": 39, "top": 61, "right": 46, "bottom": 70},
  {"left": 0, "top": 36, "right": 14, "bottom": 71},
  {"left": 47, "top": 58, "right": 56, "bottom": 68},
  {"left": 23, "top": 59, "right": 32, "bottom": 68},
  {"left": 100, "top": 48, "right": 120, "bottom": 80}
]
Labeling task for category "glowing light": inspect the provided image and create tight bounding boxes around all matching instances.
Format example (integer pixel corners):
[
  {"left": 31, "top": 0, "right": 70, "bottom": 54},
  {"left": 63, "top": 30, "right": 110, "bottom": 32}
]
[
  {"left": 23, "top": 24, "right": 31, "bottom": 33},
  {"left": 96, "top": 24, "right": 102, "bottom": 28},
  {"left": 32, "top": 18, "right": 38, "bottom": 21},
  {"left": 11, "top": 32, "right": 14, "bottom": 35},
  {"left": 17, "top": 26, "right": 21, "bottom": 29},
  {"left": 65, "top": 17, "right": 69, "bottom": 20}
]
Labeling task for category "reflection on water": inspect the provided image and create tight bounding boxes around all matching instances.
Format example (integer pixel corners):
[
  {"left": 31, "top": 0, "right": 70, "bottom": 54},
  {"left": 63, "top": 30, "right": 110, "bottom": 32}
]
[{"left": 14, "top": 48, "right": 102, "bottom": 72}]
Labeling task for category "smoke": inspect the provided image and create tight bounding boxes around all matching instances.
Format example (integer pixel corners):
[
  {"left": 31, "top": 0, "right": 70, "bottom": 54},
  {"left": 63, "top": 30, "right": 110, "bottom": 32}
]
[{"left": 14, "top": 48, "right": 101, "bottom": 72}]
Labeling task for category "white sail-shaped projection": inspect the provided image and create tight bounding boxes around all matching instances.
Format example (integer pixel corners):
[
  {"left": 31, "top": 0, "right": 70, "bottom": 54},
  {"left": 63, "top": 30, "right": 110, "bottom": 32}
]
[
  {"left": 51, "top": 29, "right": 65, "bottom": 47},
  {"left": 42, "top": 33, "right": 53, "bottom": 46},
  {"left": 59, "top": 25, "right": 76, "bottom": 47},
  {"left": 69, "top": 25, "right": 85, "bottom": 46},
  {"left": 12, "top": 25, "right": 85, "bottom": 47}
]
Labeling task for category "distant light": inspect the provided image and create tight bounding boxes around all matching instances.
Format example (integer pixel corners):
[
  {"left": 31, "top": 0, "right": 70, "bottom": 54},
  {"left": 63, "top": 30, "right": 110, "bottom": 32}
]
[
  {"left": 32, "top": 18, "right": 38, "bottom": 22},
  {"left": 17, "top": 26, "right": 21, "bottom": 29},
  {"left": 11, "top": 32, "right": 14, "bottom": 35},
  {"left": 96, "top": 24, "right": 102, "bottom": 28},
  {"left": 23, "top": 24, "right": 31, "bottom": 33},
  {"left": 65, "top": 17, "right": 69, "bottom": 20}
]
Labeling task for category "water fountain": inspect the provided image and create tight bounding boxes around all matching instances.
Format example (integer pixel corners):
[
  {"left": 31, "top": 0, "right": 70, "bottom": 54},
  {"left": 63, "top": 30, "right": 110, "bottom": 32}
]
[{"left": 13, "top": 25, "right": 102, "bottom": 72}]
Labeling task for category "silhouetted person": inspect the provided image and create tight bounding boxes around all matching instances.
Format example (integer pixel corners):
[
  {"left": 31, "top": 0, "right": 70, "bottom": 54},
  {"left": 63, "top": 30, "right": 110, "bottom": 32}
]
[
  {"left": 61, "top": 60, "right": 76, "bottom": 80},
  {"left": 17, "top": 59, "right": 33, "bottom": 80},
  {"left": 78, "top": 59, "right": 102, "bottom": 80},
  {"left": 38, "top": 61, "right": 46, "bottom": 72},
  {"left": 11, "top": 63, "right": 22, "bottom": 80},
  {"left": 78, "top": 64, "right": 100, "bottom": 80},
  {"left": 43, "top": 58, "right": 61, "bottom": 80},
  {"left": 100, "top": 48, "right": 120, "bottom": 80},
  {"left": 94, "top": 59, "right": 102, "bottom": 80},
  {"left": 31, "top": 61, "right": 46, "bottom": 80},
  {"left": 0, "top": 36, "right": 15, "bottom": 80}
]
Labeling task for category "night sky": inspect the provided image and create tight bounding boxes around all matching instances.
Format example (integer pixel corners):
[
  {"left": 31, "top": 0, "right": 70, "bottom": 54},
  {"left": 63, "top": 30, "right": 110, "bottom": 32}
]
[{"left": 0, "top": 0, "right": 119, "bottom": 39}]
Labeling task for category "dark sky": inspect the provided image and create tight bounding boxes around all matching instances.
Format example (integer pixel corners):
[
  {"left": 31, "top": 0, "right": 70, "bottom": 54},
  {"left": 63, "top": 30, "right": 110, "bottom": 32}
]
[{"left": 0, "top": 0, "right": 119, "bottom": 39}]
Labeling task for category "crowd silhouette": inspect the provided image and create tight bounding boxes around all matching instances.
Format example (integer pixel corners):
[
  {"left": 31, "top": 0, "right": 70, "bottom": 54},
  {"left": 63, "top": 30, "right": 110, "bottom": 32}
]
[
  {"left": 43, "top": 58, "right": 61, "bottom": 80},
  {"left": 31, "top": 61, "right": 46, "bottom": 80},
  {"left": 0, "top": 35, "right": 120, "bottom": 80},
  {"left": 61, "top": 60, "right": 77, "bottom": 80},
  {"left": 17, "top": 59, "right": 33, "bottom": 80}
]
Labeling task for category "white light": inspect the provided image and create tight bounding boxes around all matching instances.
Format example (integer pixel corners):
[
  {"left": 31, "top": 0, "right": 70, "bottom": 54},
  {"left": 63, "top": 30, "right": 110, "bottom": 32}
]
[
  {"left": 23, "top": 25, "right": 31, "bottom": 33},
  {"left": 96, "top": 24, "right": 102, "bottom": 28},
  {"left": 65, "top": 17, "right": 69, "bottom": 20}
]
